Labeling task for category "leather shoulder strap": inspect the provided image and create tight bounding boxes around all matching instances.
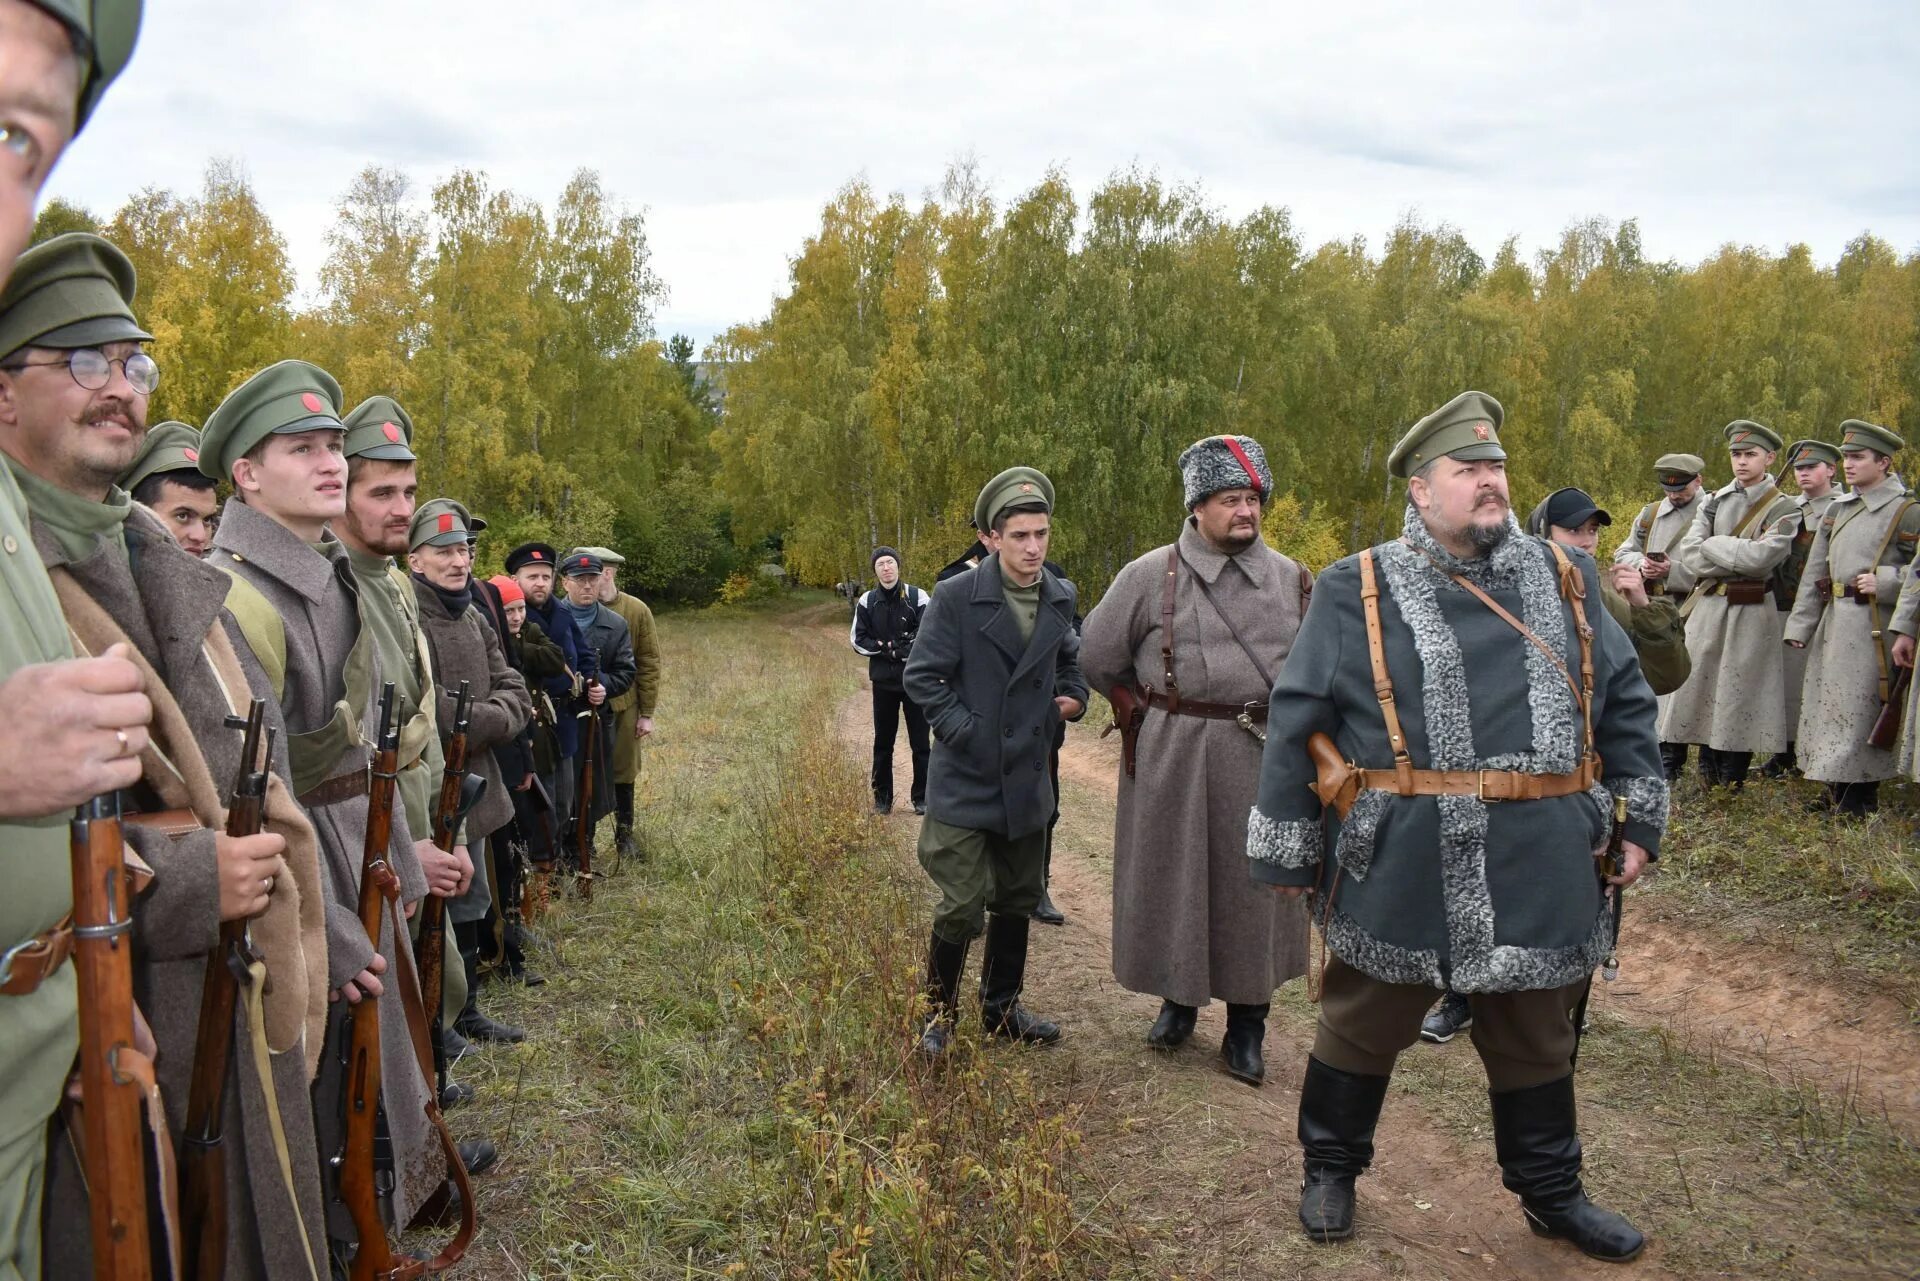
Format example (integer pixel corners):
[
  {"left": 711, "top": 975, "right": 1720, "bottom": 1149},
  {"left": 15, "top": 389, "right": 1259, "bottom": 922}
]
[
  {"left": 1358, "top": 550, "right": 1414, "bottom": 791},
  {"left": 1184, "top": 552, "right": 1277, "bottom": 689},
  {"left": 1159, "top": 544, "right": 1181, "bottom": 713},
  {"left": 1730, "top": 490, "right": 1793, "bottom": 539}
]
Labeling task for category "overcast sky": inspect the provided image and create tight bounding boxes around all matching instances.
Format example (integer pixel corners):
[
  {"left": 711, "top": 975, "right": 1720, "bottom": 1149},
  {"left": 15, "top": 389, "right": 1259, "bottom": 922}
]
[{"left": 41, "top": 0, "right": 1920, "bottom": 352}]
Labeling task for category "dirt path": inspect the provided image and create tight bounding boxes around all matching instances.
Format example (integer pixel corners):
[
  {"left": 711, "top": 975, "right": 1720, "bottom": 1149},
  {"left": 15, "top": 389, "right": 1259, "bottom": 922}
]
[{"left": 836, "top": 686, "right": 1686, "bottom": 1279}]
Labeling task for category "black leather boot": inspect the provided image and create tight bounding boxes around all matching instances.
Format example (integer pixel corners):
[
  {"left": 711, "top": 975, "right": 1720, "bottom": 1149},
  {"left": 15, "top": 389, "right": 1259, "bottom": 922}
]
[
  {"left": 918, "top": 932, "right": 969, "bottom": 1057},
  {"left": 1146, "top": 999, "right": 1197, "bottom": 1049},
  {"left": 614, "top": 782, "right": 638, "bottom": 859},
  {"left": 453, "top": 922, "right": 526, "bottom": 1045},
  {"left": 1222, "top": 1002, "right": 1269, "bottom": 1086},
  {"left": 1696, "top": 746, "right": 1723, "bottom": 788},
  {"left": 1297, "top": 1056, "right": 1390, "bottom": 1243},
  {"left": 1835, "top": 781, "right": 1879, "bottom": 819},
  {"left": 1758, "top": 747, "right": 1796, "bottom": 779},
  {"left": 1720, "top": 751, "right": 1752, "bottom": 790},
  {"left": 1491, "top": 1074, "right": 1645, "bottom": 1263},
  {"left": 979, "top": 913, "right": 1060, "bottom": 1044},
  {"left": 1031, "top": 832, "right": 1065, "bottom": 926},
  {"left": 1658, "top": 741, "right": 1688, "bottom": 782}
]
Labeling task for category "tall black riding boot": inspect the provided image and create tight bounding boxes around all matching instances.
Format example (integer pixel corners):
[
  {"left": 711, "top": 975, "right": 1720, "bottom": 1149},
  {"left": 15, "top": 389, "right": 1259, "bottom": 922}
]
[
  {"left": 1659, "top": 741, "right": 1688, "bottom": 782},
  {"left": 453, "top": 919, "right": 525, "bottom": 1045},
  {"left": 918, "top": 931, "right": 969, "bottom": 1057},
  {"left": 1758, "top": 746, "right": 1796, "bottom": 779},
  {"left": 614, "top": 781, "right": 638, "bottom": 859},
  {"left": 1031, "top": 828, "right": 1065, "bottom": 926},
  {"left": 1720, "top": 750, "right": 1753, "bottom": 790},
  {"left": 1221, "top": 1002, "right": 1269, "bottom": 1086},
  {"left": 1835, "top": 780, "right": 1880, "bottom": 819},
  {"left": 979, "top": 913, "right": 1060, "bottom": 1044},
  {"left": 1296, "top": 1056, "right": 1391, "bottom": 1243},
  {"left": 1490, "top": 1074, "right": 1645, "bottom": 1262},
  {"left": 1696, "top": 746, "right": 1723, "bottom": 788}
]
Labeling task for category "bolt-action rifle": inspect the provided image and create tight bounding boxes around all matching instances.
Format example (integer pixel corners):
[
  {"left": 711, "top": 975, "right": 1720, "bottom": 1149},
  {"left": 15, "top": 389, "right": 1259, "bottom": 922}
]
[{"left": 575, "top": 648, "right": 601, "bottom": 901}]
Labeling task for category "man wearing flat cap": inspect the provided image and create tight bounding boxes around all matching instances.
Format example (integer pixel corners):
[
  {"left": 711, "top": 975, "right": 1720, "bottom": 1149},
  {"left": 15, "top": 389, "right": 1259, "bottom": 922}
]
[
  {"left": 1614, "top": 452, "right": 1707, "bottom": 778},
  {"left": 1788, "top": 422, "right": 1920, "bottom": 817},
  {"left": 0, "top": 14, "right": 145, "bottom": 1268},
  {"left": 120, "top": 418, "right": 218, "bottom": 554},
  {"left": 1249, "top": 391, "right": 1663, "bottom": 1260},
  {"left": 1763, "top": 439, "right": 1843, "bottom": 778},
  {"left": 573, "top": 545, "right": 661, "bottom": 858},
  {"left": 201, "top": 359, "right": 447, "bottom": 1255},
  {"left": 904, "top": 466, "right": 1088, "bottom": 1057},
  {"left": 1659, "top": 420, "right": 1802, "bottom": 790},
  {"left": 0, "top": 234, "right": 331, "bottom": 1278},
  {"left": 1081, "top": 435, "right": 1311, "bottom": 1086},
  {"left": 558, "top": 549, "right": 635, "bottom": 872}
]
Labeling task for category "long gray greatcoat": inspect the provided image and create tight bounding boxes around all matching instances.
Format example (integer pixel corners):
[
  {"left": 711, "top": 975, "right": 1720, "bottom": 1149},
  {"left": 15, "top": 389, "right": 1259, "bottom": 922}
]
[
  {"left": 1080, "top": 521, "right": 1310, "bottom": 1007},
  {"left": 904, "top": 554, "right": 1089, "bottom": 840},
  {"left": 414, "top": 577, "right": 532, "bottom": 923},
  {"left": 1249, "top": 509, "right": 1668, "bottom": 993},
  {"left": 1658, "top": 477, "right": 1801, "bottom": 753},
  {"left": 1784, "top": 480, "right": 1916, "bottom": 782},
  {"left": 210, "top": 497, "right": 441, "bottom": 1235},
  {"left": 36, "top": 505, "right": 330, "bottom": 1280},
  {"left": 1614, "top": 489, "right": 1705, "bottom": 727},
  {"left": 1782, "top": 490, "right": 1839, "bottom": 734}
]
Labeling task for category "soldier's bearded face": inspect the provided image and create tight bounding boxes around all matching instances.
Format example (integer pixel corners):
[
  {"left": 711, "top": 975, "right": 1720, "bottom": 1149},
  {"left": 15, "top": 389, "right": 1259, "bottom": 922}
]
[
  {"left": 0, "top": 341, "right": 149, "bottom": 498},
  {"left": 516, "top": 564, "right": 555, "bottom": 606},
  {"left": 1193, "top": 487, "right": 1263, "bottom": 553},
  {"left": 1412, "top": 457, "right": 1509, "bottom": 553},
  {"left": 343, "top": 459, "right": 417, "bottom": 556},
  {"left": 0, "top": 2, "right": 79, "bottom": 283},
  {"left": 1729, "top": 446, "right": 1772, "bottom": 487}
]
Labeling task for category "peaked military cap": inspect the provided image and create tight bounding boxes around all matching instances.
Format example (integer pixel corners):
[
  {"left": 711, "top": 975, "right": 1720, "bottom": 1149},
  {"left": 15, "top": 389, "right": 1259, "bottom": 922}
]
[
  {"left": 408, "top": 498, "right": 472, "bottom": 550},
  {"left": 1839, "top": 419, "right": 1903, "bottom": 455},
  {"left": 28, "top": 1, "right": 143, "bottom": 132},
  {"left": 568, "top": 545, "right": 623, "bottom": 566},
  {"left": 1653, "top": 452, "right": 1705, "bottom": 481},
  {"left": 341, "top": 395, "right": 416, "bottom": 462},
  {"left": 561, "top": 550, "right": 604, "bottom": 578},
  {"left": 1723, "top": 420, "right": 1782, "bottom": 453},
  {"left": 442, "top": 499, "right": 485, "bottom": 539},
  {"left": 973, "top": 465, "right": 1054, "bottom": 533},
  {"left": 197, "top": 360, "right": 344, "bottom": 481},
  {"left": 1784, "top": 439, "right": 1841, "bottom": 468},
  {"left": 0, "top": 232, "right": 150, "bottom": 362},
  {"left": 118, "top": 419, "right": 200, "bottom": 492},
  {"left": 504, "top": 542, "right": 557, "bottom": 574},
  {"left": 1387, "top": 391, "right": 1505, "bottom": 480}
]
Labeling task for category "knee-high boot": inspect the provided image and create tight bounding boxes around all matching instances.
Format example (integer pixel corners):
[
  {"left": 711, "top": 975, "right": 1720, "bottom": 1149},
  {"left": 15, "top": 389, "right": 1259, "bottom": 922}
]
[
  {"left": 1490, "top": 1074, "right": 1645, "bottom": 1262},
  {"left": 918, "top": 932, "right": 969, "bottom": 1057},
  {"left": 1297, "top": 1056, "right": 1391, "bottom": 1242},
  {"left": 978, "top": 913, "right": 1060, "bottom": 1043}
]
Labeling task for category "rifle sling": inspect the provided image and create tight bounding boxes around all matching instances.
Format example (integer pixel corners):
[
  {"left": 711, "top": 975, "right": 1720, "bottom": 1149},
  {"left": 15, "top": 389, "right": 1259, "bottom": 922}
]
[{"left": 241, "top": 956, "right": 323, "bottom": 1281}]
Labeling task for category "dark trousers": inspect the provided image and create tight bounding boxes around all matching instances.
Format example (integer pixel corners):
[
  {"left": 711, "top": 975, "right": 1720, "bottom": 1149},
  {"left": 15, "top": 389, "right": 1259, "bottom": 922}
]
[
  {"left": 918, "top": 817, "right": 1047, "bottom": 942},
  {"left": 1313, "top": 958, "right": 1585, "bottom": 1092},
  {"left": 871, "top": 684, "right": 929, "bottom": 806}
]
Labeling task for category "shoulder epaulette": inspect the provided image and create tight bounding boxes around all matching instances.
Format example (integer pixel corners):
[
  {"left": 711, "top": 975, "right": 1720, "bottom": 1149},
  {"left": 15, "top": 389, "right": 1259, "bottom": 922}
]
[{"left": 217, "top": 565, "right": 287, "bottom": 702}]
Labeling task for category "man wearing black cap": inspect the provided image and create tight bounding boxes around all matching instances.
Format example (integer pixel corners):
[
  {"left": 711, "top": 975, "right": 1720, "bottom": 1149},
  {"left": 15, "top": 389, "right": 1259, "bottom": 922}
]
[
  {"left": 851, "top": 546, "right": 930, "bottom": 815},
  {"left": 559, "top": 550, "right": 635, "bottom": 867},
  {"left": 510, "top": 540, "right": 586, "bottom": 844}
]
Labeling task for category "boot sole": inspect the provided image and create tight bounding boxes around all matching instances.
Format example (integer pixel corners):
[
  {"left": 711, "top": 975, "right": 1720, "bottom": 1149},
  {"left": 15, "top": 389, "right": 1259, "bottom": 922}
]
[
  {"left": 1526, "top": 1217, "right": 1646, "bottom": 1263},
  {"left": 1300, "top": 1222, "right": 1354, "bottom": 1244},
  {"left": 1222, "top": 1065, "right": 1264, "bottom": 1087}
]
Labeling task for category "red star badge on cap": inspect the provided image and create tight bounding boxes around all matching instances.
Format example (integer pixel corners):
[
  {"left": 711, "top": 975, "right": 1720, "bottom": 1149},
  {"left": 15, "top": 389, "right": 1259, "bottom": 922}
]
[
  {"left": 382, "top": 422, "right": 401, "bottom": 443},
  {"left": 182, "top": 447, "right": 198, "bottom": 462},
  {"left": 301, "top": 392, "right": 324, "bottom": 414},
  {"left": 1473, "top": 423, "right": 1491, "bottom": 440},
  {"left": 531, "top": 550, "right": 544, "bottom": 560},
  {"left": 1019, "top": 482, "right": 1035, "bottom": 493},
  {"left": 437, "top": 513, "right": 454, "bottom": 534}
]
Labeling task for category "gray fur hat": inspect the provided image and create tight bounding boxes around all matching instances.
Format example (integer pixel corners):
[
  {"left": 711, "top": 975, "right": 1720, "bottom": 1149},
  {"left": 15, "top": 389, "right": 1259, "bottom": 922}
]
[{"left": 1178, "top": 435, "right": 1273, "bottom": 509}]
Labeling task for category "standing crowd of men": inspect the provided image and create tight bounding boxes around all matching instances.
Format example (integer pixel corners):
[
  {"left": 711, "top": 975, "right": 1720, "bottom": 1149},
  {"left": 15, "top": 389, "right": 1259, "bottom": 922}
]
[{"left": 0, "top": 7, "right": 663, "bottom": 1272}]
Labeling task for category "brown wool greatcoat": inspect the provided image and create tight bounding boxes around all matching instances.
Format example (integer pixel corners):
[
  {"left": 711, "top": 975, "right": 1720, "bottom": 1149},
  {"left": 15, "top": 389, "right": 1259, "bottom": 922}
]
[
  {"left": 209, "top": 498, "right": 440, "bottom": 1234},
  {"left": 1079, "top": 522, "right": 1311, "bottom": 1007},
  {"left": 607, "top": 590, "right": 660, "bottom": 784},
  {"left": 35, "top": 505, "right": 329, "bottom": 1280}
]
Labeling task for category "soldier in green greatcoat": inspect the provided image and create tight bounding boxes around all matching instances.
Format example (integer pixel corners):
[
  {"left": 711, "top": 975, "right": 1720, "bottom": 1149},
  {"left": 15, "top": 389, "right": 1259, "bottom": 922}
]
[{"left": 0, "top": 5, "right": 143, "bottom": 1276}]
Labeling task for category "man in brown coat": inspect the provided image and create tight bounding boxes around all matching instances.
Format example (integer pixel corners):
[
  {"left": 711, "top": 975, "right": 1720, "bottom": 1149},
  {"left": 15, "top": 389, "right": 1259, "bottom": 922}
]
[
  {"left": 0, "top": 233, "right": 329, "bottom": 1278},
  {"left": 575, "top": 546, "right": 660, "bottom": 859},
  {"left": 199, "top": 360, "right": 444, "bottom": 1260},
  {"left": 1080, "top": 435, "right": 1311, "bottom": 1085}
]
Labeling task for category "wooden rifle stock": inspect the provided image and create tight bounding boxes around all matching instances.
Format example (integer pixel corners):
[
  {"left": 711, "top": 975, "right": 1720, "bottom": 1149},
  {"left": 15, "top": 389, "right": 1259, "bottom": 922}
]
[
  {"left": 1869, "top": 665, "right": 1912, "bottom": 751},
  {"left": 71, "top": 791, "right": 153, "bottom": 1280},
  {"left": 179, "top": 699, "right": 272, "bottom": 1281}
]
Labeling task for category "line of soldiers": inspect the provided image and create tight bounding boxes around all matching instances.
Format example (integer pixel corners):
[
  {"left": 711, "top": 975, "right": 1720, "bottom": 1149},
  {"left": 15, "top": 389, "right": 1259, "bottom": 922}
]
[{"left": 0, "top": 222, "right": 663, "bottom": 1273}]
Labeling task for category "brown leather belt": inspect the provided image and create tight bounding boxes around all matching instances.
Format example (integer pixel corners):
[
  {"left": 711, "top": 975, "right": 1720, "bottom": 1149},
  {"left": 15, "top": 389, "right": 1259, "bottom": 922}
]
[
  {"left": 2, "top": 915, "right": 75, "bottom": 996},
  {"left": 299, "top": 766, "right": 370, "bottom": 809},
  {"left": 1353, "top": 755, "right": 1599, "bottom": 803},
  {"left": 1699, "top": 578, "right": 1770, "bottom": 605},
  {"left": 1831, "top": 581, "right": 1873, "bottom": 605},
  {"left": 1144, "top": 689, "right": 1268, "bottom": 723}
]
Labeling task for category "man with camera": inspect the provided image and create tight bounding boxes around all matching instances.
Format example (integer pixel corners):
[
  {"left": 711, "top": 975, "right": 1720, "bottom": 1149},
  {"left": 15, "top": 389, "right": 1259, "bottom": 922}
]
[{"left": 852, "top": 546, "right": 931, "bottom": 815}]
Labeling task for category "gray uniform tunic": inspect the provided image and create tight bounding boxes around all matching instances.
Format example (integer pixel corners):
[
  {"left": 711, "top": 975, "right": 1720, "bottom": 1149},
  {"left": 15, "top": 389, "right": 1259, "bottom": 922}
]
[
  {"left": 209, "top": 498, "right": 439, "bottom": 1235},
  {"left": 1248, "top": 509, "right": 1668, "bottom": 994},
  {"left": 1658, "top": 477, "right": 1800, "bottom": 753},
  {"left": 1782, "top": 490, "right": 1839, "bottom": 734},
  {"left": 1080, "top": 521, "right": 1310, "bottom": 1007},
  {"left": 1785, "top": 481, "right": 1914, "bottom": 782}
]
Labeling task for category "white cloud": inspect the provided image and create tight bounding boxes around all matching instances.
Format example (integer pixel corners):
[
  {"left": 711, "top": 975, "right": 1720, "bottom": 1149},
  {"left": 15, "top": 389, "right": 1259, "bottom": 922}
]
[{"left": 43, "top": 0, "right": 1920, "bottom": 352}]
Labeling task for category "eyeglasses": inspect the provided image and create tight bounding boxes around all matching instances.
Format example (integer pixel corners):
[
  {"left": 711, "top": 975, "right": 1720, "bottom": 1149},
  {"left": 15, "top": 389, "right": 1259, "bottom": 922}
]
[{"left": 1, "top": 348, "right": 160, "bottom": 395}]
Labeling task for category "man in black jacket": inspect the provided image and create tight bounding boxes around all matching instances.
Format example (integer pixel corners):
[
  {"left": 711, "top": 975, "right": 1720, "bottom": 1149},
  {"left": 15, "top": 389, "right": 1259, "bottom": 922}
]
[
  {"left": 559, "top": 551, "right": 637, "bottom": 866},
  {"left": 905, "top": 467, "right": 1088, "bottom": 1057},
  {"left": 851, "top": 546, "right": 931, "bottom": 815}
]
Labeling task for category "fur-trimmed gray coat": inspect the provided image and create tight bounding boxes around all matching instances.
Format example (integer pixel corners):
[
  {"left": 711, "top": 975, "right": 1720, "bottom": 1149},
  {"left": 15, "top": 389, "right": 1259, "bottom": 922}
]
[
  {"left": 1248, "top": 508, "right": 1668, "bottom": 994},
  {"left": 904, "top": 553, "right": 1088, "bottom": 840}
]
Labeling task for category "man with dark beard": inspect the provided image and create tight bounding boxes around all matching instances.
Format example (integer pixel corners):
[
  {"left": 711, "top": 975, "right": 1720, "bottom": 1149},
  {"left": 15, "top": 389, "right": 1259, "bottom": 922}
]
[{"left": 1248, "top": 391, "right": 1665, "bottom": 1261}]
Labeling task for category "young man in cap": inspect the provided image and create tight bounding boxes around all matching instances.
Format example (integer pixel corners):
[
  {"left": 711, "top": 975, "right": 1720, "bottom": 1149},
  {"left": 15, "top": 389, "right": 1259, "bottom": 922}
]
[
  {"left": 904, "top": 466, "right": 1088, "bottom": 1056},
  {"left": 558, "top": 550, "right": 635, "bottom": 868},
  {"left": 851, "top": 545, "right": 931, "bottom": 816},
  {"left": 1659, "top": 421, "right": 1802, "bottom": 790},
  {"left": 1614, "top": 451, "right": 1706, "bottom": 780},
  {"left": 1764, "top": 440, "right": 1844, "bottom": 778},
  {"left": 1789, "top": 422, "right": 1920, "bottom": 817},
  {"left": 409, "top": 500, "right": 531, "bottom": 1057},
  {"left": 118, "top": 418, "right": 219, "bottom": 554},
  {"left": 1250, "top": 390, "right": 1663, "bottom": 1260},
  {"left": 0, "top": 15, "right": 146, "bottom": 1268},
  {"left": 573, "top": 546, "right": 660, "bottom": 857},
  {"left": 1080, "top": 435, "right": 1310, "bottom": 1085},
  {"left": 509, "top": 539, "right": 585, "bottom": 847},
  {"left": 200, "top": 359, "right": 447, "bottom": 1258},
  {"left": 0, "top": 232, "right": 330, "bottom": 1277}
]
